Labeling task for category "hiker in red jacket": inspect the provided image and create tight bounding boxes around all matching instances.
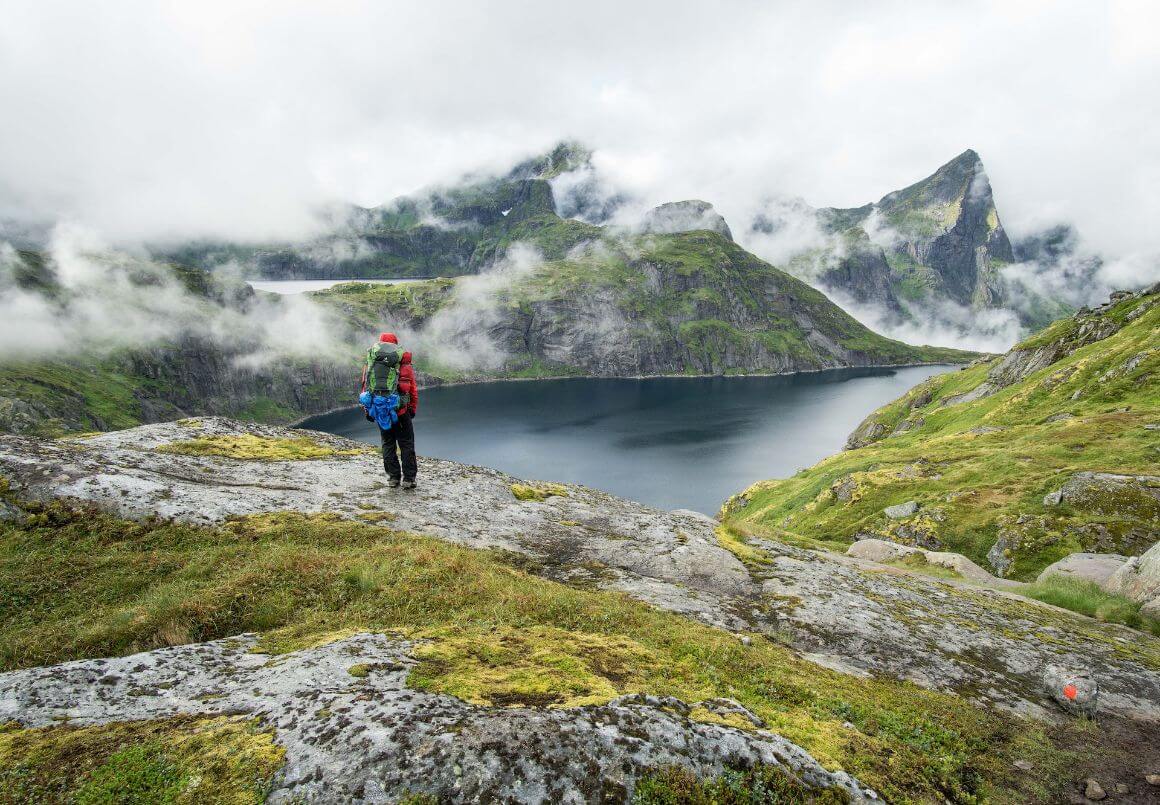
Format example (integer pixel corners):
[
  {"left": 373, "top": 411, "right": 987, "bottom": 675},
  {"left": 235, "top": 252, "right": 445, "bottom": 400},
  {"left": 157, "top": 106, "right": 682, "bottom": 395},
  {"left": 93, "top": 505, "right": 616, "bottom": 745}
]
[{"left": 366, "top": 332, "right": 419, "bottom": 489}]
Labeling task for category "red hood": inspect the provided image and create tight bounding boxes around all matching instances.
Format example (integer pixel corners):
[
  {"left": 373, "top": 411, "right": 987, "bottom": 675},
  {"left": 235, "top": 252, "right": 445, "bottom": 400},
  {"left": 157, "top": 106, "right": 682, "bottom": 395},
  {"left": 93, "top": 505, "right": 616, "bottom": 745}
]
[{"left": 401, "top": 351, "right": 412, "bottom": 364}]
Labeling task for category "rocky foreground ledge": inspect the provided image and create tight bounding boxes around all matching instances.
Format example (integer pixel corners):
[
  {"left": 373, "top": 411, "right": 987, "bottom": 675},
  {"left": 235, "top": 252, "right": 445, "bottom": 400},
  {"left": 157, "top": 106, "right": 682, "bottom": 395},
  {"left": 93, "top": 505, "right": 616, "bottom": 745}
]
[{"left": 1, "top": 418, "right": 1159, "bottom": 800}]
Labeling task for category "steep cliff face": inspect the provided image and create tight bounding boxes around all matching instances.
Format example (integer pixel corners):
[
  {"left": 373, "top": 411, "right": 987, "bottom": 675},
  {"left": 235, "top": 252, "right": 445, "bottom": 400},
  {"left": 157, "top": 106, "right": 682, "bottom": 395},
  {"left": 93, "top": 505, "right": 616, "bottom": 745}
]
[
  {"left": 816, "top": 149, "right": 1016, "bottom": 312},
  {"left": 725, "top": 283, "right": 1159, "bottom": 581}
]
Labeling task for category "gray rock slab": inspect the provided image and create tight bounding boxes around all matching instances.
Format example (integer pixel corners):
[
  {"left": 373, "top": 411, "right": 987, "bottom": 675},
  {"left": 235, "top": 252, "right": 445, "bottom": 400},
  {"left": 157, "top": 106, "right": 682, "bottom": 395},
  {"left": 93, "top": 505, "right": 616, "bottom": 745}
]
[
  {"left": 0, "top": 633, "right": 869, "bottom": 803},
  {"left": 1038, "top": 553, "right": 1130, "bottom": 586}
]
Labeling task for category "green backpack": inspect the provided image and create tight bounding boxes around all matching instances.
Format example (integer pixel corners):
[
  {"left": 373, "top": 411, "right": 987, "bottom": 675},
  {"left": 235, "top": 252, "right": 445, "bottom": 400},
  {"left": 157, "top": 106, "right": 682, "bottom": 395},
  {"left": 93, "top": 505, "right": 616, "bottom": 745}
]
[{"left": 366, "top": 341, "right": 402, "bottom": 396}]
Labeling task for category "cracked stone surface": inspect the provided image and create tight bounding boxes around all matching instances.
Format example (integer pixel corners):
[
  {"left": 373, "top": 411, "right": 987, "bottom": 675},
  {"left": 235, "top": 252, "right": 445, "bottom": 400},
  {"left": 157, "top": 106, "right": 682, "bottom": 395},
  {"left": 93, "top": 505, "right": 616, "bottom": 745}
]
[
  {"left": 1, "top": 417, "right": 1158, "bottom": 727},
  {"left": 0, "top": 633, "right": 870, "bottom": 803}
]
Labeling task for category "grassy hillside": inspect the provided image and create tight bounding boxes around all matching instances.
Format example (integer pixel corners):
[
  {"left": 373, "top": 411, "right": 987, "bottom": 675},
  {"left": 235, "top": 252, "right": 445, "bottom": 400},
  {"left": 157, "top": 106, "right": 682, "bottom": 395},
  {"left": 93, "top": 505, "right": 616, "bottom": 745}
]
[
  {"left": 723, "top": 287, "right": 1158, "bottom": 581},
  {"left": 314, "top": 228, "right": 973, "bottom": 383},
  {"left": 0, "top": 502, "right": 1101, "bottom": 803}
]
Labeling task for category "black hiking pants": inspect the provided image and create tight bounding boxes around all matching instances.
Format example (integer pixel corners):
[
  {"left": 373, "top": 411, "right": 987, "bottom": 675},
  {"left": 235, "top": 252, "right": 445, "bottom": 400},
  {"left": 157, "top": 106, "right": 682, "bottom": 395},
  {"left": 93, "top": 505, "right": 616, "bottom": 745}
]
[{"left": 380, "top": 413, "right": 417, "bottom": 481}]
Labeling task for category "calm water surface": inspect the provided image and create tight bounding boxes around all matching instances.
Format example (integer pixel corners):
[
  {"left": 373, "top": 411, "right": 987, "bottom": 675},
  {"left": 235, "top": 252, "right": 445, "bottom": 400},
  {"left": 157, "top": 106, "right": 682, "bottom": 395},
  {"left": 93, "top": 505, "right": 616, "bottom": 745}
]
[
  {"left": 303, "top": 366, "right": 953, "bottom": 514},
  {"left": 246, "top": 278, "right": 429, "bottom": 294}
]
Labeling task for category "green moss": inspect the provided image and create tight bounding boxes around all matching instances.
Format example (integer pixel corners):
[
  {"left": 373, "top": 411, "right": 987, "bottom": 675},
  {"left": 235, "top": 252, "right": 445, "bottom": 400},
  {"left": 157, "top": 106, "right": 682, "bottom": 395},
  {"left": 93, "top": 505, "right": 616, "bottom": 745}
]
[
  {"left": 632, "top": 763, "right": 850, "bottom": 804},
  {"left": 888, "top": 552, "right": 964, "bottom": 580},
  {"left": 0, "top": 715, "right": 284, "bottom": 804},
  {"left": 347, "top": 663, "right": 371, "bottom": 678},
  {"left": 510, "top": 482, "right": 570, "bottom": 502},
  {"left": 156, "top": 434, "right": 367, "bottom": 461},
  {"left": 409, "top": 625, "right": 660, "bottom": 707}
]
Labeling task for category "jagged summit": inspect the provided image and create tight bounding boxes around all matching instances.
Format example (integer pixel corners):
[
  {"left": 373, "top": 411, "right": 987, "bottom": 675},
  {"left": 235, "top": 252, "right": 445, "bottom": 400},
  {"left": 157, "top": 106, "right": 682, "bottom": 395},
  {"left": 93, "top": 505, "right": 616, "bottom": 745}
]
[
  {"left": 639, "top": 199, "right": 733, "bottom": 241},
  {"left": 802, "top": 148, "right": 1017, "bottom": 314}
]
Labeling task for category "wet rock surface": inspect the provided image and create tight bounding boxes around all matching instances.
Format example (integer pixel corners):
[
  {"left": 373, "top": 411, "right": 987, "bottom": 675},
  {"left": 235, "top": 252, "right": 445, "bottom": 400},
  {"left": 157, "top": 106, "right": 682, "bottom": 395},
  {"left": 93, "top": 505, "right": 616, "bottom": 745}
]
[{"left": 0, "top": 633, "right": 868, "bottom": 803}]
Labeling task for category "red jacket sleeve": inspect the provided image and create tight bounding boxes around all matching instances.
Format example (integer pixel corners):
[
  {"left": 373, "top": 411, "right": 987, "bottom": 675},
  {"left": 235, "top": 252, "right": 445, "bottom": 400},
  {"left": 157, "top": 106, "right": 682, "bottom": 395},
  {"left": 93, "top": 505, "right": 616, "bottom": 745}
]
[{"left": 399, "top": 363, "right": 418, "bottom": 415}]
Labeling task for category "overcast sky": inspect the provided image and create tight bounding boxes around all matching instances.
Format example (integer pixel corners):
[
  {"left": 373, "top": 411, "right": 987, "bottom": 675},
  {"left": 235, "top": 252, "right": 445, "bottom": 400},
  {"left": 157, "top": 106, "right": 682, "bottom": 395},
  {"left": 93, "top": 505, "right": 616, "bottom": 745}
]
[{"left": 2, "top": 0, "right": 1158, "bottom": 257}]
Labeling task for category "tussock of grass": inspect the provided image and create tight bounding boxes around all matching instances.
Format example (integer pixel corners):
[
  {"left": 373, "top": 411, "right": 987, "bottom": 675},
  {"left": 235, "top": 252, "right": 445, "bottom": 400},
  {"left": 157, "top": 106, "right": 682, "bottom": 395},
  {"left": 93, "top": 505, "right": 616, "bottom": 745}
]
[
  {"left": 156, "top": 433, "right": 366, "bottom": 461},
  {"left": 0, "top": 505, "right": 1082, "bottom": 802},
  {"left": 0, "top": 715, "right": 283, "bottom": 804},
  {"left": 510, "top": 482, "right": 569, "bottom": 502},
  {"left": 1025, "top": 575, "right": 1160, "bottom": 636}
]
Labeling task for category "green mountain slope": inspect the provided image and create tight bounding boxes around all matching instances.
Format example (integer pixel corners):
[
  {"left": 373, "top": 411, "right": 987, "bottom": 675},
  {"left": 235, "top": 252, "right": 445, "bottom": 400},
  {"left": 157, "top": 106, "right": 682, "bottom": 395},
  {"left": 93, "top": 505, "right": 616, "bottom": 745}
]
[
  {"left": 722, "top": 284, "right": 1159, "bottom": 581},
  {"left": 313, "top": 225, "right": 972, "bottom": 381}
]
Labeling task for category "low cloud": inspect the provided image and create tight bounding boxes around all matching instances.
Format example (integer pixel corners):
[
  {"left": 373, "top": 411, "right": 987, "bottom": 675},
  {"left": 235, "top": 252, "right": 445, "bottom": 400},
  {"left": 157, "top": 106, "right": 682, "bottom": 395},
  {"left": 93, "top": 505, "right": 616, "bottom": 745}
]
[
  {"left": 0, "top": 225, "right": 353, "bottom": 366},
  {"left": 823, "top": 285, "right": 1025, "bottom": 354},
  {"left": 418, "top": 243, "right": 545, "bottom": 371}
]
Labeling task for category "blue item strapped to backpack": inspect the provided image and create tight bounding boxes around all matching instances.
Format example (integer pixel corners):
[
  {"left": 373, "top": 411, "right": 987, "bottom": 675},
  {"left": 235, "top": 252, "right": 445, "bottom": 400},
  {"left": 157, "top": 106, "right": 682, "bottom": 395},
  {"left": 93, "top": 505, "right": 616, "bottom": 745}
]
[{"left": 359, "top": 391, "right": 400, "bottom": 431}]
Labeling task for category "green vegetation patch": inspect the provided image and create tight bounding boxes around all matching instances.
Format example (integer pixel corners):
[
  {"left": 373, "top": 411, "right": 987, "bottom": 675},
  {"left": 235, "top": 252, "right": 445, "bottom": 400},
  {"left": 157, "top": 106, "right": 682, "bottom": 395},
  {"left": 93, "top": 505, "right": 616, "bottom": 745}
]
[
  {"left": 0, "top": 506, "right": 1085, "bottom": 802},
  {"left": 1024, "top": 576, "right": 1160, "bottom": 636},
  {"left": 410, "top": 625, "right": 660, "bottom": 708},
  {"left": 510, "top": 482, "right": 570, "bottom": 501},
  {"left": 0, "top": 362, "right": 146, "bottom": 437},
  {"left": 156, "top": 433, "right": 367, "bottom": 461},
  {"left": 0, "top": 715, "right": 284, "bottom": 804},
  {"left": 632, "top": 763, "right": 849, "bottom": 804},
  {"left": 725, "top": 294, "right": 1159, "bottom": 582}
]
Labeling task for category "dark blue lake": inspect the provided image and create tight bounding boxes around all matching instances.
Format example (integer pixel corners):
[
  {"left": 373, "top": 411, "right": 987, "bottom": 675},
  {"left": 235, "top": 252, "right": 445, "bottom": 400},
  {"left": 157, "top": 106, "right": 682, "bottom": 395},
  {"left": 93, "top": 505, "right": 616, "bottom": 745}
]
[{"left": 303, "top": 366, "right": 952, "bottom": 514}]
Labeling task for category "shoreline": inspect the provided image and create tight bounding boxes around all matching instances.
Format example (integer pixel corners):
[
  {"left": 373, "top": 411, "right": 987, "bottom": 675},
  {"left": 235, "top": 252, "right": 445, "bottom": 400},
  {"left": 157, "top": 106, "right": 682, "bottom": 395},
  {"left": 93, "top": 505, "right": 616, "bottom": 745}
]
[{"left": 289, "top": 360, "right": 966, "bottom": 427}]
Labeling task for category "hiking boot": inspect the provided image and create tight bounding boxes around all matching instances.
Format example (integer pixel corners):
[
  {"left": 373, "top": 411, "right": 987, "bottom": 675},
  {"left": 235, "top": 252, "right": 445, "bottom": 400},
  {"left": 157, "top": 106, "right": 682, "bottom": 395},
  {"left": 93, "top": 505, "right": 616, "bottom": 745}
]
[
  {"left": 402, "top": 479, "right": 417, "bottom": 490},
  {"left": 387, "top": 477, "right": 401, "bottom": 488}
]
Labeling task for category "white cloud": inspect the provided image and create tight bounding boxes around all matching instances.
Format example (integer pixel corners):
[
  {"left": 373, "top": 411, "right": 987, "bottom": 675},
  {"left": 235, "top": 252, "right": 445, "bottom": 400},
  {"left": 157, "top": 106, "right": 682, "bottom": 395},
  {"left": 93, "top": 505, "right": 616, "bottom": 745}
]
[{"left": 0, "top": 0, "right": 1156, "bottom": 264}]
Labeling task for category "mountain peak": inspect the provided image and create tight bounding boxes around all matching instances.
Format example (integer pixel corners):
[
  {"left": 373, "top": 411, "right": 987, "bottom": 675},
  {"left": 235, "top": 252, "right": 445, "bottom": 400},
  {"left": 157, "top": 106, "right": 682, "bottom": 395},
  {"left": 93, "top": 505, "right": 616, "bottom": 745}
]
[{"left": 639, "top": 200, "right": 733, "bottom": 241}]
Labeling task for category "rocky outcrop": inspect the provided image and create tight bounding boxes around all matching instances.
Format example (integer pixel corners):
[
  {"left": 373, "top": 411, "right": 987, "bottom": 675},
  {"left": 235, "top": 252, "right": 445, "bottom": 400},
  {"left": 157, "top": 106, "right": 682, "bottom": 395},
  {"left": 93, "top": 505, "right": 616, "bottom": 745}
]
[
  {"left": 0, "top": 337, "right": 353, "bottom": 436},
  {"left": 0, "top": 632, "right": 867, "bottom": 803},
  {"left": 639, "top": 200, "right": 733, "bottom": 241},
  {"left": 944, "top": 283, "right": 1158, "bottom": 406},
  {"left": 1, "top": 417, "right": 1158, "bottom": 725},
  {"left": 1037, "top": 553, "right": 1130, "bottom": 586},
  {"left": 1104, "top": 542, "right": 1160, "bottom": 614},
  {"left": 846, "top": 537, "right": 1010, "bottom": 585}
]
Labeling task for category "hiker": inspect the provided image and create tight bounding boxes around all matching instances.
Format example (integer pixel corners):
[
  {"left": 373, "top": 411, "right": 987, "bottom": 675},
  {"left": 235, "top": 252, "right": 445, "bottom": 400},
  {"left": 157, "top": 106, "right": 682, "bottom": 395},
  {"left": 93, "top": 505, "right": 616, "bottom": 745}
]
[{"left": 359, "top": 332, "right": 419, "bottom": 489}]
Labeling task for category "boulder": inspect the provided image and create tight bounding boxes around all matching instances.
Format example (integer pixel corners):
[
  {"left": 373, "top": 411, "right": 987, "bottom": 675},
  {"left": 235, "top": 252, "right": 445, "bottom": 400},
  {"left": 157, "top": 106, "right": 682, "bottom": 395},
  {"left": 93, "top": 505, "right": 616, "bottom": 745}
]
[
  {"left": 1043, "top": 666, "right": 1099, "bottom": 718},
  {"left": 1140, "top": 598, "right": 1160, "bottom": 620},
  {"left": 1037, "top": 553, "right": 1130, "bottom": 586},
  {"left": 884, "top": 501, "right": 918, "bottom": 519},
  {"left": 1084, "top": 778, "right": 1106, "bottom": 800},
  {"left": 1057, "top": 472, "right": 1160, "bottom": 519},
  {"left": 846, "top": 538, "right": 999, "bottom": 584},
  {"left": 0, "top": 500, "right": 25, "bottom": 523},
  {"left": 1102, "top": 541, "right": 1160, "bottom": 604}
]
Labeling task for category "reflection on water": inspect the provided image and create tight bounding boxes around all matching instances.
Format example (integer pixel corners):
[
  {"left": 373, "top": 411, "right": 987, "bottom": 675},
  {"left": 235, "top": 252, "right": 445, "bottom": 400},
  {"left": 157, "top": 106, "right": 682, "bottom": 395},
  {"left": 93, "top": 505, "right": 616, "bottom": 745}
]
[{"left": 302, "top": 365, "right": 954, "bottom": 514}]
